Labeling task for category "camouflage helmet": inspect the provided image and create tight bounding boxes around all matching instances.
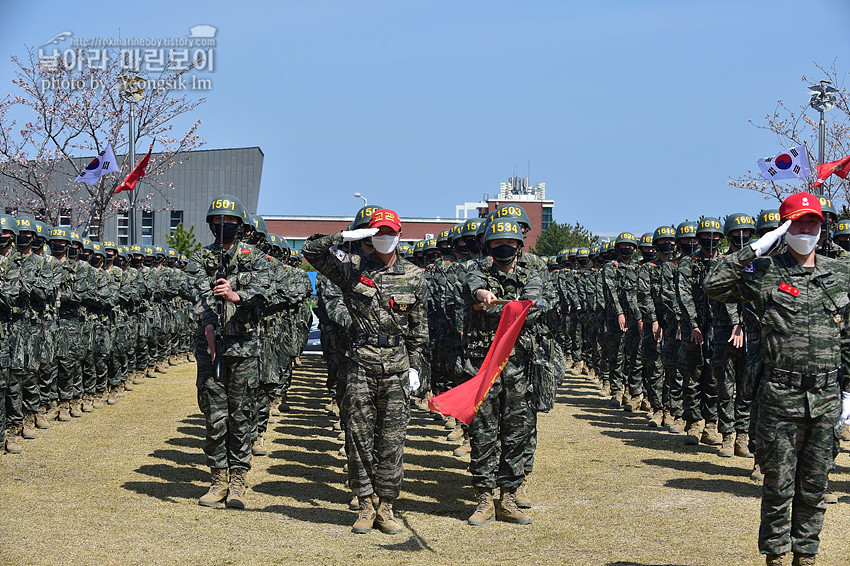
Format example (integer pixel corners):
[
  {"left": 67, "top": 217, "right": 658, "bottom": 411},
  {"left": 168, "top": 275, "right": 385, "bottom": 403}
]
[
  {"left": 696, "top": 217, "right": 723, "bottom": 236},
  {"left": 818, "top": 196, "right": 838, "bottom": 222},
  {"left": 16, "top": 216, "right": 37, "bottom": 234},
  {"left": 833, "top": 219, "right": 850, "bottom": 238},
  {"left": 0, "top": 214, "right": 18, "bottom": 235},
  {"left": 129, "top": 244, "right": 143, "bottom": 256},
  {"left": 461, "top": 219, "right": 481, "bottom": 238},
  {"left": 492, "top": 204, "right": 531, "bottom": 232},
  {"left": 639, "top": 232, "right": 654, "bottom": 248},
  {"left": 755, "top": 209, "right": 781, "bottom": 234},
  {"left": 436, "top": 228, "right": 452, "bottom": 245},
  {"left": 615, "top": 232, "right": 638, "bottom": 247},
  {"left": 90, "top": 241, "right": 105, "bottom": 257},
  {"left": 723, "top": 213, "right": 756, "bottom": 237},
  {"left": 167, "top": 247, "right": 178, "bottom": 261},
  {"left": 249, "top": 214, "right": 268, "bottom": 235},
  {"left": 351, "top": 205, "right": 383, "bottom": 230},
  {"left": 652, "top": 225, "right": 676, "bottom": 243},
  {"left": 449, "top": 223, "right": 465, "bottom": 242},
  {"left": 483, "top": 218, "right": 524, "bottom": 244},
  {"left": 102, "top": 240, "right": 118, "bottom": 252},
  {"left": 577, "top": 248, "right": 590, "bottom": 259},
  {"left": 568, "top": 247, "right": 578, "bottom": 258},
  {"left": 413, "top": 239, "right": 425, "bottom": 254},
  {"left": 206, "top": 195, "right": 249, "bottom": 223},
  {"left": 154, "top": 245, "right": 166, "bottom": 258},
  {"left": 143, "top": 246, "right": 155, "bottom": 258},
  {"left": 33, "top": 220, "right": 50, "bottom": 239},
  {"left": 676, "top": 221, "right": 698, "bottom": 240},
  {"left": 423, "top": 238, "right": 438, "bottom": 252},
  {"left": 49, "top": 227, "right": 71, "bottom": 242}
]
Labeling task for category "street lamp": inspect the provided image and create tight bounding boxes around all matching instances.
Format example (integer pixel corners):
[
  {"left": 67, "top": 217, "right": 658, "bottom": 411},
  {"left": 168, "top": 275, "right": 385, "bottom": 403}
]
[
  {"left": 118, "top": 73, "right": 145, "bottom": 244},
  {"left": 354, "top": 192, "right": 367, "bottom": 206},
  {"left": 807, "top": 79, "right": 839, "bottom": 195}
]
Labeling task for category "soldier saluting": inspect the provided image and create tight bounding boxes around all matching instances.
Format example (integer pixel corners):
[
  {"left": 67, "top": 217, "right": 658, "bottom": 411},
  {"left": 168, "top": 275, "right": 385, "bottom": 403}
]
[
  {"left": 302, "top": 208, "right": 428, "bottom": 535},
  {"left": 703, "top": 192, "right": 850, "bottom": 566}
]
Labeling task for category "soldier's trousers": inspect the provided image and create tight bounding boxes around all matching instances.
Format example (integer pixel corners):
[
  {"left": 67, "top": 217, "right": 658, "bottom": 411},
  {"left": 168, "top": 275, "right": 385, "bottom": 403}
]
[
  {"left": 641, "top": 331, "right": 663, "bottom": 410},
  {"left": 522, "top": 406, "right": 538, "bottom": 476},
  {"left": 344, "top": 358, "right": 410, "bottom": 499},
  {"left": 660, "top": 323, "right": 682, "bottom": 416},
  {"left": 678, "top": 337, "right": 706, "bottom": 422},
  {"left": 195, "top": 349, "right": 258, "bottom": 471},
  {"left": 562, "top": 314, "right": 573, "bottom": 355},
  {"left": 606, "top": 320, "right": 642, "bottom": 395},
  {"left": 712, "top": 326, "right": 751, "bottom": 434},
  {"left": 568, "top": 312, "right": 582, "bottom": 362},
  {"left": 469, "top": 359, "right": 533, "bottom": 489},
  {"left": 39, "top": 361, "right": 59, "bottom": 406},
  {"left": 8, "top": 369, "right": 39, "bottom": 423},
  {"left": 756, "top": 405, "right": 839, "bottom": 556},
  {"left": 253, "top": 382, "right": 277, "bottom": 439}
]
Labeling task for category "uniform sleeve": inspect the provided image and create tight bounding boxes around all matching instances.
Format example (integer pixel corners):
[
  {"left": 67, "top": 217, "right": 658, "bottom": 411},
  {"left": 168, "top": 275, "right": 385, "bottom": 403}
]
[
  {"left": 638, "top": 265, "right": 656, "bottom": 323},
  {"left": 234, "top": 249, "right": 270, "bottom": 306},
  {"left": 302, "top": 232, "right": 352, "bottom": 290},
  {"left": 702, "top": 246, "right": 760, "bottom": 304},
  {"left": 676, "top": 258, "right": 700, "bottom": 331},
  {"left": 602, "top": 264, "right": 623, "bottom": 316},
  {"left": 405, "top": 270, "right": 429, "bottom": 370}
]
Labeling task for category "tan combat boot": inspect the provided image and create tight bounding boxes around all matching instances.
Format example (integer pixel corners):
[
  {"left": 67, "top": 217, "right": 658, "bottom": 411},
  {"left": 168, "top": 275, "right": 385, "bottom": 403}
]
[
  {"left": 154, "top": 361, "right": 168, "bottom": 374},
  {"left": 453, "top": 434, "right": 471, "bottom": 457},
  {"left": 467, "top": 487, "right": 495, "bottom": 525},
  {"left": 375, "top": 498, "right": 403, "bottom": 534},
  {"left": 198, "top": 468, "right": 229, "bottom": 508},
  {"left": 791, "top": 552, "right": 816, "bottom": 565},
  {"left": 599, "top": 380, "right": 611, "bottom": 398},
  {"left": 718, "top": 432, "right": 735, "bottom": 458},
  {"left": 609, "top": 389, "right": 625, "bottom": 408},
  {"left": 684, "top": 420, "right": 704, "bottom": 445},
  {"left": 252, "top": 435, "right": 269, "bottom": 456},
  {"left": 35, "top": 407, "right": 51, "bottom": 429},
  {"left": 22, "top": 412, "right": 37, "bottom": 439},
  {"left": 669, "top": 417, "right": 685, "bottom": 435},
  {"left": 639, "top": 398, "right": 652, "bottom": 412},
  {"left": 107, "top": 385, "right": 120, "bottom": 405},
  {"left": 270, "top": 397, "right": 282, "bottom": 417},
  {"left": 44, "top": 400, "right": 60, "bottom": 421},
  {"left": 765, "top": 554, "right": 786, "bottom": 566},
  {"left": 225, "top": 468, "right": 248, "bottom": 509},
  {"left": 735, "top": 432, "right": 753, "bottom": 458},
  {"left": 751, "top": 463, "right": 765, "bottom": 481},
  {"left": 123, "top": 379, "right": 134, "bottom": 392},
  {"left": 5, "top": 425, "right": 23, "bottom": 454},
  {"left": 700, "top": 421, "right": 722, "bottom": 445},
  {"left": 447, "top": 423, "right": 464, "bottom": 441},
  {"left": 515, "top": 479, "right": 532, "bottom": 509},
  {"left": 624, "top": 394, "right": 642, "bottom": 413},
  {"left": 57, "top": 400, "right": 72, "bottom": 422},
  {"left": 91, "top": 392, "right": 104, "bottom": 409},
  {"left": 278, "top": 392, "right": 290, "bottom": 413},
  {"left": 132, "top": 371, "right": 146, "bottom": 385},
  {"left": 496, "top": 487, "right": 532, "bottom": 524},
  {"left": 648, "top": 410, "right": 663, "bottom": 428},
  {"left": 445, "top": 415, "right": 457, "bottom": 430},
  {"left": 351, "top": 495, "right": 377, "bottom": 534},
  {"left": 167, "top": 355, "right": 179, "bottom": 366},
  {"left": 348, "top": 491, "right": 359, "bottom": 511},
  {"left": 662, "top": 409, "right": 674, "bottom": 427},
  {"left": 70, "top": 398, "right": 84, "bottom": 418}
]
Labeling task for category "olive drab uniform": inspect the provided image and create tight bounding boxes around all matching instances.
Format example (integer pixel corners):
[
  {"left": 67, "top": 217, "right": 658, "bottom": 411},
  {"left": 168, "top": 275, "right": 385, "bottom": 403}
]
[
  {"left": 704, "top": 245, "right": 850, "bottom": 557},
  {"left": 303, "top": 231, "right": 428, "bottom": 500},
  {"left": 186, "top": 239, "right": 270, "bottom": 472}
]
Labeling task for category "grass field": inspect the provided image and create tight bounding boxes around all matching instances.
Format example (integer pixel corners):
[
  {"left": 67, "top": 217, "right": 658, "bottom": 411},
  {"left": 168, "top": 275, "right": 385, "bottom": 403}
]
[{"left": 3, "top": 357, "right": 850, "bottom": 566}]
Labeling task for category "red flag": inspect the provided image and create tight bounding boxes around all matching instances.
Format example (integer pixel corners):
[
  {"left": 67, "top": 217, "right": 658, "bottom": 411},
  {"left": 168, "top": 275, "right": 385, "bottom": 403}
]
[
  {"left": 810, "top": 154, "right": 850, "bottom": 189},
  {"left": 116, "top": 144, "right": 153, "bottom": 194},
  {"left": 428, "top": 300, "right": 533, "bottom": 425}
]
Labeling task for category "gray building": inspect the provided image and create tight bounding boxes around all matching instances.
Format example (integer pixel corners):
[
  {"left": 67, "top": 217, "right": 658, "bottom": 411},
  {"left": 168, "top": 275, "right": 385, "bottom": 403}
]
[{"left": 2, "top": 146, "right": 263, "bottom": 248}]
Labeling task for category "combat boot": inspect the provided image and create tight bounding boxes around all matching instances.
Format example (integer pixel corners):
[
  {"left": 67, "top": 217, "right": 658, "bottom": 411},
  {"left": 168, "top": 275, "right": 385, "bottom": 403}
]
[
  {"left": 198, "top": 468, "right": 229, "bottom": 508},
  {"left": 80, "top": 394, "right": 94, "bottom": 413},
  {"left": 351, "top": 495, "right": 377, "bottom": 533},
  {"left": 278, "top": 392, "right": 290, "bottom": 413},
  {"left": 684, "top": 420, "right": 704, "bottom": 445},
  {"left": 669, "top": 417, "right": 685, "bottom": 435},
  {"left": 167, "top": 355, "right": 179, "bottom": 366},
  {"left": 842, "top": 425, "right": 850, "bottom": 441},
  {"left": 70, "top": 398, "right": 84, "bottom": 417},
  {"left": 624, "top": 394, "right": 642, "bottom": 413},
  {"left": 453, "top": 436, "right": 471, "bottom": 457},
  {"left": 123, "top": 379, "right": 134, "bottom": 392},
  {"left": 765, "top": 554, "right": 786, "bottom": 566},
  {"left": 154, "top": 361, "right": 168, "bottom": 374},
  {"left": 791, "top": 552, "right": 816, "bottom": 565},
  {"left": 467, "top": 487, "right": 495, "bottom": 525},
  {"left": 58, "top": 401, "right": 71, "bottom": 422},
  {"left": 22, "top": 412, "right": 37, "bottom": 439},
  {"left": 187, "top": 352, "right": 196, "bottom": 363},
  {"left": 639, "top": 398, "right": 652, "bottom": 412},
  {"left": 662, "top": 409, "right": 674, "bottom": 428},
  {"left": 252, "top": 435, "right": 269, "bottom": 456},
  {"left": 132, "top": 371, "right": 146, "bottom": 385},
  {"left": 271, "top": 397, "right": 282, "bottom": 417},
  {"left": 751, "top": 463, "right": 765, "bottom": 482},
  {"left": 445, "top": 415, "right": 457, "bottom": 430},
  {"left": 5, "top": 425, "right": 23, "bottom": 454},
  {"left": 226, "top": 468, "right": 248, "bottom": 509},
  {"left": 44, "top": 400, "right": 60, "bottom": 421},
  {"left": 648, "top": 410, "right": 663, "bottom": 428},
  {"left": 718, "top": 432, "right": 735, "bottom": 458},
  {"left": 447, "top": 424, "right": 464, "bottom": 441},
  {"left": 107, "top": 386, "right": 120, "bottom": 405},
  {"left": 599, "top": 380, "right": 611, "bottom": 398},
  {"left": 515, "top": 479, "right": 532, "bottom": 509},
  {"left": 735, "top": 432, "right": 753, "bottom": 458},
  {"left": 92, "top": 392, "right": 105, "bottom": 409},
  {"left": 35, "top": 407, "right": 51, "bottom": 429},
  {"left": 608, "top": 389, "right": 625, "bottom": 409},
  {"left": 375, "top": 498, "right": 403, "bottom": 534},
  {"left": 495, "top": 487, "right": 532, "bottom": 524},
  {"left": 700, "top": 421, "right": 722, "bottom": 445},
  {"left": 348, "top": 491, "right": 359, "bottom": 510}
]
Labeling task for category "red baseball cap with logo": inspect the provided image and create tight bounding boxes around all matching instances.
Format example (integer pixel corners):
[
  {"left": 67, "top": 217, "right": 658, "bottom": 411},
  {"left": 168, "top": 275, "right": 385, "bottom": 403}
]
[
  {"left": 368, "top": 208, "right": 402, "bottom": 231},
  {"left": 779, "top": 192, "right": 824, "bottom": 222}
]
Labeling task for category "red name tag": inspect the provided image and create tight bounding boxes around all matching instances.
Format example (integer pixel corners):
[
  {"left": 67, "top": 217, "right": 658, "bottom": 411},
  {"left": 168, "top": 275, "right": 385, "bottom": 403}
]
[
  {"left": 359, "top": 275, "right": 375, "bottom": 287},
  {"left": 778, "top": 282, "right": 799, "bottom": 297},
  {"left": 240, "top": 248, "right": 251, "bottom": 255}
]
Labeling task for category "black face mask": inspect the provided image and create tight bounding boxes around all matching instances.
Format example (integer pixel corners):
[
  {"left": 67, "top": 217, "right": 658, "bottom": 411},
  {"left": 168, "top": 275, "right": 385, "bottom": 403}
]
[
  {"left": 439, "top": 246, "right": 453, "bottom": 259},
  {"left": 0, "top": 234, "right": 11, "bottom": 248},
  {"left": 16, "top": 234, "right": 33, "bottom": 248},
  {"left": 90, "top": 256, "right": 104, "bottom": 268},
  {"left": 617, "top": 248, "right": 634, "bottom": 260},
  {"left": 67, "top": 246, "right": 79, "bottom": 260},
  {"left": 464, "top": 238, "right": 480, "bottom": 255},
  {"left": 454, "top": 242, "right": 469, "bottom": 256},
  {"left": 699, "top": 236, "right": 721, "bottom": 254},
  {"left": 50, "top": 241, "right": 68, "bottom": 256},
  {"left": 656, "top": 242, "right": 675, "bottom": 255},
  {"left": 210, "top": 222, "right": 240, "bottom": 244},
  {"left": 679, "top": 242, "right": 698, "bottom": 256},
  {"left": 114, "top": 257, "right": 125, "bottom": 268},
  {"left": 642, "top": 251, "right": 657, "bottom": 262},
  {"left": 577, "top": 258, "right": 589, "bottom": 267},
  {"left": 78, "top": 252, "right": 92, "bottom": 263},
  {"left": 130, "top": 256, "right": 143, "bottom": 268},
  {"left": 425, "top": 252, "right": 440, "bottom": 264},
  {"left": 838, "top": 239, "right": 850, "bottom": 252},
  {"left": 143, "top": 257, "right": 154, "bottom": 267},
  {"left": 32, "top": 238, "right": 45, "bottom": 252},
  {"left": 490, "top": 244, "right": 519, "bottom": 265}
]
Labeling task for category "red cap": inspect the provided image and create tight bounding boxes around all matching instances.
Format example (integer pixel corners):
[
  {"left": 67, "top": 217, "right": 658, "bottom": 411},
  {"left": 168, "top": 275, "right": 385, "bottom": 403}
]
[
  {"left": 779, "top": 192, "right": 824, "bottom": 222},
  {"left": 368, "top": 208, "right": 401, "bottom": 231}
]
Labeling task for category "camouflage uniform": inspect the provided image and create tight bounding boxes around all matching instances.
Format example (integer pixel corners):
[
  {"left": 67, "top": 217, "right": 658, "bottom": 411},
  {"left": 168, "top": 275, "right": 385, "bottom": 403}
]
[
  {"left": 602, "top": 259, "right": 643, "bottom": 397},
  {"left": 303, "top": 232, "right": 428, "bottom": 500},
  {"left": 316, "top": 273, "right": 352, "bottom": 404},
  {"left": 637, "top": 259, "right": 664, "bottom": 411},
  {"left": 186, "top": 240, "right": 270, "bottom": 472},
  {"left": 704, "top": 246, "right": 849, "bottom": 557},
  {"left": 676, "top": 253, "right": 712, "bottom": 424}
]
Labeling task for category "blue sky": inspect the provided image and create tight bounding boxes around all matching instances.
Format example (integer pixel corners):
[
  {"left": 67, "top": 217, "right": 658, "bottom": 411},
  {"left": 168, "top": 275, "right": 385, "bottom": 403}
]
[{"left": 1, "top": 0, "right": 849, "bottom": 235}]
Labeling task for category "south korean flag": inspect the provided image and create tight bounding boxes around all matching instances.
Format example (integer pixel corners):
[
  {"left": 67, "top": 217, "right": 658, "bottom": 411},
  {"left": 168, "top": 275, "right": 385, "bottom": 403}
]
[{"left": 758, "top": 144, "right": 812, "bottom": 180}]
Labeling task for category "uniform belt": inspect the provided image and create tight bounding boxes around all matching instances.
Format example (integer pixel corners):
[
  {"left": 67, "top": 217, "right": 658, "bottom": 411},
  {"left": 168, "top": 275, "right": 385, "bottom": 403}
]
[
  {"left": 764, "top": 366, "right": 839, "bottom": 390},
  {"left": 353, "top": 334, "right": 404, "bottom": 348}
]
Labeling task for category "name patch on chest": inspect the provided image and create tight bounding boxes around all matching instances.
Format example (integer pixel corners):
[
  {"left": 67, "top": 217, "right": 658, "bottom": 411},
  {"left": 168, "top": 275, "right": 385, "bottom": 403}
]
[
  {"left": 359, "top": 275, "right": 375, "bottom": 287},
  {"left": 240, "top": 248, "right": 251, "bottom": 255},
  {"left": 778, "top": 282, "right": 799, "bottom": 297}
]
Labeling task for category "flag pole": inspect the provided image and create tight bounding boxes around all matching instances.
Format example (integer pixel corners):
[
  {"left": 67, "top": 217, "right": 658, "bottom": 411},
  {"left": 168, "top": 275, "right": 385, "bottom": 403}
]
[{"left": 128, "top": 101, "right": 137, "bottom": 245}]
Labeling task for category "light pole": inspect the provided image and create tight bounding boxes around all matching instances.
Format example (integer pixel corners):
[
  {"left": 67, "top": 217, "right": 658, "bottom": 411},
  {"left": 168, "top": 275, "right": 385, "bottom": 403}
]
[
  {"left": 354, "top": 192, "right": 367, "bottom": 207},
  {"left": 118, "top": 74, "right": 145, "bottom": 244},
  {"left": 807, "top": 79, "right": 838, "bottom": 195}
]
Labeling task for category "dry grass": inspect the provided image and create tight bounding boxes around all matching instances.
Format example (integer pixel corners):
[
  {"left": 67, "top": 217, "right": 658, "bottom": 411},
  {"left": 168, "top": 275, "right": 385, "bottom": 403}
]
[{"left": 3, "top": 358, "right": 850, "bottom": 566}]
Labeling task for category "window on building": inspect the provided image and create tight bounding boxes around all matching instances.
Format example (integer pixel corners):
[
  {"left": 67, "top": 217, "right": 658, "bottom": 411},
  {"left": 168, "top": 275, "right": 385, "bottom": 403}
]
[
  {"left": 87, "top": 213, "right": 101, "bottom": 241},
  {"left": 117, "top": 211, "right": 130, "bottom": 245},
  {"left": 59, "top": 208, "right": 72, "bottom": 228},
  {"left": 170, "top": 210, "right": 184, "bottom": 234},
  {"left": 142, "top": 211, "right": 154, "bottom": 245},
  {"left": 541, "top": 206, "right": 554, "bottom": 232}
]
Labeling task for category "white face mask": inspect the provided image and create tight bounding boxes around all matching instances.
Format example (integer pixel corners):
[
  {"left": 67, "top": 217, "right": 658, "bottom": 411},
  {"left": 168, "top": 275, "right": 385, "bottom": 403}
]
[
  {"left": 785, "top": 228, "right": 820, "bottom": 255},
  {"left": 371, "top": 234, "right": 399, "bottom": 254}
]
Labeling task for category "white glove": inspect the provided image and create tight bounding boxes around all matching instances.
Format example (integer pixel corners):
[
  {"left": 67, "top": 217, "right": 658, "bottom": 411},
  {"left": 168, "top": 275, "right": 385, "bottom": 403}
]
[
  {"left": 341, "top": 228, "right": 379, "bottom": 242},
  {"left": 750, "top": 220, "right": 791, "bottom": 257},
  {"left": 841, "top": 392, "right": 850, "bottom": 425},
  {"left": 408, "top": 368, "right": 420, "bottom": 392}
]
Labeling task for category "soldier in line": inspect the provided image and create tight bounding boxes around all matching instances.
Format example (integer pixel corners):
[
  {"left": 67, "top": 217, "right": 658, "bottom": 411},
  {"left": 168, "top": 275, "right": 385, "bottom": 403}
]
[
  {"left": 704, "top": 192, "right": 849, "bottom": 566},
  {"left": 303, "top": 208, "right": 428, "bottom": 535}
]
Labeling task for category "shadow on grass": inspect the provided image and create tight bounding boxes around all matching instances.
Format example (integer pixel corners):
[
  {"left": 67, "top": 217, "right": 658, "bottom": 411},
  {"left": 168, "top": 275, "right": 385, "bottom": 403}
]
[{"left": 607, "top": 562, "right": 696, "bottom": 566}]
